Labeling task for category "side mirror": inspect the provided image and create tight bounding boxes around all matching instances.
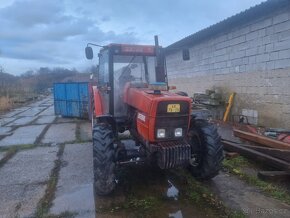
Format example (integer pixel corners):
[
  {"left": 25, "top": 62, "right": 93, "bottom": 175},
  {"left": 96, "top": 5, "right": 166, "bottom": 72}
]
[
  {"left": 182, "top": 49, "right": 190, "bottom": 61},
  {"left": 85, "top": 46, "right": 93, "bottom": 59}
]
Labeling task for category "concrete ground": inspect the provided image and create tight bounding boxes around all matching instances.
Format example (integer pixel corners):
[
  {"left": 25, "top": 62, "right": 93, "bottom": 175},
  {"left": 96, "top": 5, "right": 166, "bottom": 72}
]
[
  {"left": 0, "top": 96, "right": 93, "bottom": 218},
  {"left": 0, "top": 96, "right": 290, "bottom": 218}
]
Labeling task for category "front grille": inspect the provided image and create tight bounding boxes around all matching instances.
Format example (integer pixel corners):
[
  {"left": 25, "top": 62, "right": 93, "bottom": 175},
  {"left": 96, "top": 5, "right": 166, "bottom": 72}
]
[{"left": 156, "top": 141, "right": 191, "bottom": 169}]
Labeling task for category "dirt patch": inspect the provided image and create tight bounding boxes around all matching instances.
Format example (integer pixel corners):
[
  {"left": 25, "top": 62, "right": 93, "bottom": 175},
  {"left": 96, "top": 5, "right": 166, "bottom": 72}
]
[{"left": 95, "top": 165, "right": 239, "bottom": 218}]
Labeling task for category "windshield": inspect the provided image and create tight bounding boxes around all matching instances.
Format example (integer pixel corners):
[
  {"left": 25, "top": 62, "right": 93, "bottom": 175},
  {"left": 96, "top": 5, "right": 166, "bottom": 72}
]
[
  {"left": 113, "top": 55, "right": 157, "bottom": 85},
  {"left": 113, "top": 55, "right": 156, "bottom": 117}
]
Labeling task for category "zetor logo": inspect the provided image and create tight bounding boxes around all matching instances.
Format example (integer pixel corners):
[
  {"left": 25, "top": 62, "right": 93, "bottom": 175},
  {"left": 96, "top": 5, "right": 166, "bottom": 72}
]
[{"left": 137, "top": 113, "right": 146, "bottom": 122}]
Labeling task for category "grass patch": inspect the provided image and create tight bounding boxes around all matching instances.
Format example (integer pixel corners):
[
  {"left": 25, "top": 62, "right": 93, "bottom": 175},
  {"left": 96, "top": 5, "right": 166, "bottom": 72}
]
[
  {"left": 35, "top": 144, "right": 65, "bottom": 218},
  {"left": 99, "top": 196, "right": 161, "bottom": 213},
  {"left": 43, "top": 211, "right": 77, "bottom": 218},
  {"left": 0, "top": 143, "right": 35, "bottom": 152},
  {"left": 223, "top": 156, "right": 290, "bottom": 204},
  {"left": 123, "top": 196, "right": 160, "bottom": 211}
]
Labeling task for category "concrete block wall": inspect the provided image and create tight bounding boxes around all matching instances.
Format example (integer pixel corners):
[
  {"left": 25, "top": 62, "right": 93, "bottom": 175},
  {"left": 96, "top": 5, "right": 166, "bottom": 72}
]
[{"left": 166, "top": 8, "right": 290, "bottom": 128}]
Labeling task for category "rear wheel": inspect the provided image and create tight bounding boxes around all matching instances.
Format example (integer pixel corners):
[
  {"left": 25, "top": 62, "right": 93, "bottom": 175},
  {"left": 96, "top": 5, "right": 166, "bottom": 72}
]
[
  {"left": 93, "top": 124, "right": 116, "bottom": 195},
  {"left": 187, "top": 119, "right": 224, "bottom": 180}
]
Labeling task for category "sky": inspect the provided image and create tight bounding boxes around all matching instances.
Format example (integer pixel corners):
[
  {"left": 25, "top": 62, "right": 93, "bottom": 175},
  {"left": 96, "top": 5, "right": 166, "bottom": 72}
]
[{"left": 0, "top": 0, "right": 265, "bottom": 75}]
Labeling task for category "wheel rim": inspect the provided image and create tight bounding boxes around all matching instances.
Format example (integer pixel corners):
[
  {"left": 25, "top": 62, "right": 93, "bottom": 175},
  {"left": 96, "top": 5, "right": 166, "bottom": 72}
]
[{"left": 188, "top": 131, "right": 203, "bottom": 167}]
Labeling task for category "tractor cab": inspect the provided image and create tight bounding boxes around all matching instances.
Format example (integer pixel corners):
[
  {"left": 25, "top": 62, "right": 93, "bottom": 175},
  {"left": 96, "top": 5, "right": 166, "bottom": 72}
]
[{"left": 86, "top": 42, "right": 167, "bottom": 121}]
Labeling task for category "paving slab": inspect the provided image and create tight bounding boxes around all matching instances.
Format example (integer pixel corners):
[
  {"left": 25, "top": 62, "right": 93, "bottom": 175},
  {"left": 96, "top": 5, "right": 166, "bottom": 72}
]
[
  {"left": 13, "top": 106, "right": 31, "bottom": 112},
  {"left": 79, "top": 122, "right": 92, "bottom": 141},
  {"left": 0, "top": 146, "right": 58, "bottom": 218},
  {"left": 210, "top": 172, "right": 290, "bottom": 217},
  {"left": 50, "top": 143, "right": 94, "bottom": 217},
  {"left": 0, "top": 151, "right": 6, "bottom": 161},
  {"left": 28, "top": 98, "right": 49, "bottom": 107},
  {"left": 0, "top": 125, "right": 46, "bottom": 147},
  {"left": 18, "top": 106, "right": 46, "bottom": 117},
  {"left": 38, "top": 106, "right": 55, "bottom": 116},
  {"left": 0, "top": 106, "right": 30, "bottom": 118},
  {"left": 0, "top": 109, "right": 25, "bottom": 118},
  {"left": 55, "top": 117, "right": 78, "bottom": 123},
  {"left": 42, "top": 123, "right": 76, "bottom": 144},
  {"left": 6, "top": 116, "right": 37, "bottom": 126},
  {"left": 34, "top": 115, "right": 56, "bottom": 124},
  {"left": 0, "top": 126, "right": 12, "bottom": 136},
  {"left": 0, "top": 117, "right": 17, "bottom": 126}
]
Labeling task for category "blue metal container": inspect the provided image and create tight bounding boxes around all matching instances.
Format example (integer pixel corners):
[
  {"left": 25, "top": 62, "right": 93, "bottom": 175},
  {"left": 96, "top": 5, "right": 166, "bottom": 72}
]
[{"left": 54, "top": 82, "right": 90, "bottom": 118}]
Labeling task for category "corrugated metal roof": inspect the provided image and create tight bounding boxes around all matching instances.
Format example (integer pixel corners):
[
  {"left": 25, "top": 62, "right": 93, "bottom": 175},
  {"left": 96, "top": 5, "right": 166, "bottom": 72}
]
[{"left": 165, "top": 0, "right": 290, "bottom": 52}]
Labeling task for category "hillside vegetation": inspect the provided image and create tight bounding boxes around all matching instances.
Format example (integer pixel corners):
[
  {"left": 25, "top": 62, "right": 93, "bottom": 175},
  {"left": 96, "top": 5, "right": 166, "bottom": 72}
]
[{"left": 0, "top": 66, "right": 90, "bottom": 112}]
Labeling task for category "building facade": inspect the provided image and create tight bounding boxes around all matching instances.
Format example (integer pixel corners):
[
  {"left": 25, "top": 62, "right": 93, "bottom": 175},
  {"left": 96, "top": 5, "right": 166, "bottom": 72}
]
[{"left": 166, "top": 0, "right": 290, "bottom": 128}]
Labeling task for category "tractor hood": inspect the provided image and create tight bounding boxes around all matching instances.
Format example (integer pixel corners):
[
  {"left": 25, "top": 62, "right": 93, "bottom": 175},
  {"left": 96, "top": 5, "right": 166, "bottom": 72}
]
[{"left": 123, "top": 86, "right": 192, "bottom": 117}]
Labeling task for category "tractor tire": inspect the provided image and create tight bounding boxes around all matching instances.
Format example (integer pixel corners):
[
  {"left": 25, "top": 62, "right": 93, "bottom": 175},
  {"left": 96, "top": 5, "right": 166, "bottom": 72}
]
[
  {"left": 187, "top": 119, "right": 224, "bottom": 180},
  {"left": 93, "top": 123, "right": 116, "bottom": 195}
]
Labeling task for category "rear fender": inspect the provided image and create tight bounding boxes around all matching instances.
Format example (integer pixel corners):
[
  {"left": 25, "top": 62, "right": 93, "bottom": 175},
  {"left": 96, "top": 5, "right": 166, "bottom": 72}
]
[{"left": 92, "top": 86, "right": 103, "bottom": 116}]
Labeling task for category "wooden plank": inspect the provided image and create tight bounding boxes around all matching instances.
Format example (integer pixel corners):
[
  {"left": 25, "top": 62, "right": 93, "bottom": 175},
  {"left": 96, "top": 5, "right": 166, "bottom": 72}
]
[
  {"left": 222, "top": 140, "right": 290, "bottom": 171},
  {"left": 258, "top": 171, "right": 290, "bottom": 181},
  {"left": 233, "top": 129, "right": 290, "bottom": 150},
  {"left": 242, "top": 144, "right": 290, "bottom": 162}
]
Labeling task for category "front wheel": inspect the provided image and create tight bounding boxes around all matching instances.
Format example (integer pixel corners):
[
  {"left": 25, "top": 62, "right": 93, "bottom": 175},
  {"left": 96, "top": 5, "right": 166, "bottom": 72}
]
[
  {"left": 187, "top": 119, "right": 224, "bottom": 180},
  {"left": 93, "top": 124, "right": 116, "bottom": 195}
]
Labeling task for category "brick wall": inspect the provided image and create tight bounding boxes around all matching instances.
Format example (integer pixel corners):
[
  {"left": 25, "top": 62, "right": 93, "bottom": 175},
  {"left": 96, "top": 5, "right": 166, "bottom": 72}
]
[{"left": 166, "top": 7, "right": 290, "bottom": 128}]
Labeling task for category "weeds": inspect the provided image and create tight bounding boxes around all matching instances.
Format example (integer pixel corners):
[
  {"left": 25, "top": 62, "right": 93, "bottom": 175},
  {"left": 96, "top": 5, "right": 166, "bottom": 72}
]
[
  {"left": 223, "top": 156, "right": 290, "bottom": 204},
  {"left": 0, "top": 143, "right": 35, "bottom": 152},
  {"left": 42, "top": 211, "right": 76, "bottom": 218},
  {"left": 0, "top": 96, "right": 12, "bottom": 112},
  {"left": 97, "top": 196, "right": 161, "bottom": 214},
  {"left": 124, "top": 196, "right": 160, "bottom": 211}
]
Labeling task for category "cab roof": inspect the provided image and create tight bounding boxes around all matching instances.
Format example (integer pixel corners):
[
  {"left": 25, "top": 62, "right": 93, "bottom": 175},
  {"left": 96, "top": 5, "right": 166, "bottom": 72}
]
[{"left": 101, "top": 43, "right": 161, "bottom": 56}]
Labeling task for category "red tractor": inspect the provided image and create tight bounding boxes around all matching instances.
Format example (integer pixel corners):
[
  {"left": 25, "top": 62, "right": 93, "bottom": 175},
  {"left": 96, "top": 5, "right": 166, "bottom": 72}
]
[{"left": 85, "top": 36, "right": 223, "bottom": 195}]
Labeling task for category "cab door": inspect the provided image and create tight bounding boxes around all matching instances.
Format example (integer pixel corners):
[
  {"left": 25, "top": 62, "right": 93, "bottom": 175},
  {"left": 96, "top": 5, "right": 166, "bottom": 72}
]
[{"left": 97, "top": 49, "right": 111, "bottom": 115}]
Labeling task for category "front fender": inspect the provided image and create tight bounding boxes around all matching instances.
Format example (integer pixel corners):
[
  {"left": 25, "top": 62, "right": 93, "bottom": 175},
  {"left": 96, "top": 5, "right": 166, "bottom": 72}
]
[{"left": 92, "top": 86, "right": 103, "bottom": 116}]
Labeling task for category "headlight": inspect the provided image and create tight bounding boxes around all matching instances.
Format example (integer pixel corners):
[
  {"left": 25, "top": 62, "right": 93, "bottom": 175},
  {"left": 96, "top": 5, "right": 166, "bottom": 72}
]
[
  {"left": 175, "top": 128, "right": 182, "bottom": 137},
  {"left": 157, "top": 129, "right": 166, "bottom": 138}
]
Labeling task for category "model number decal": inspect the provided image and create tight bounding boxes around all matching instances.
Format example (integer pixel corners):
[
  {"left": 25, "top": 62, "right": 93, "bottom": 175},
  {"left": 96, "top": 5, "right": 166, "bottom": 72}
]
[{"left": 137, "top": 113, "right": 146, "bottom": 122}]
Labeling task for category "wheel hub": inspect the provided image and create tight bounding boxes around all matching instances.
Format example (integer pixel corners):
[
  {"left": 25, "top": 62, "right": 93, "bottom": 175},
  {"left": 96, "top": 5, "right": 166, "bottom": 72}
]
[{"left": 189, "top": 154, "right": 199, "bottom": 167}]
